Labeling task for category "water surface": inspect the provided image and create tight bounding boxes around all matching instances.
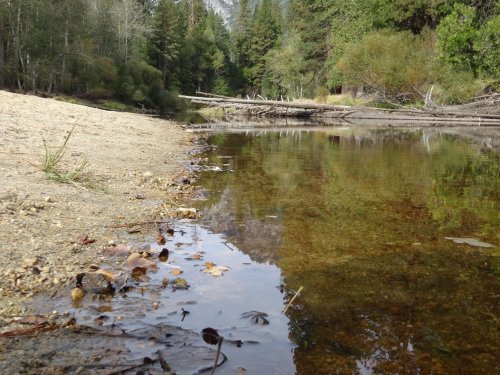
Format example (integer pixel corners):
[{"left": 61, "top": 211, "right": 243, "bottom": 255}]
[{"left": 193, "top": 127, "right": 499, "bottom": 374}]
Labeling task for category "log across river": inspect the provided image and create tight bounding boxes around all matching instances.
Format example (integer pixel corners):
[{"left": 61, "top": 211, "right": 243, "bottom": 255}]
[{"left": 179, "top": 93, "right": 500, "bottom": 125}]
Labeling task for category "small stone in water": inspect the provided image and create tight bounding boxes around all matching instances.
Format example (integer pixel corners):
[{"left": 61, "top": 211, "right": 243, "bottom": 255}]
[{"left": 71, "top": 288, "right": 85, "bottom": 300}]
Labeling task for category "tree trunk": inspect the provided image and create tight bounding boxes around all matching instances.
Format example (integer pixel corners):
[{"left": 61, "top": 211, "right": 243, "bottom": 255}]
[
  {"left": 14, "top": 0, "right": 23, "bottom": 90},
  {"left": 0, "top": 16, "right": 5, "bottom": 88}
]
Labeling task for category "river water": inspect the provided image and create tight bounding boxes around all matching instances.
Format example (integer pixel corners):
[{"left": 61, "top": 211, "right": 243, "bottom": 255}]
[
  {"left": 40, "top": 124, "right": 499, "bottom": 374},
  {"left": 189, "top": 126, "right": 499, "bottom": 374}
]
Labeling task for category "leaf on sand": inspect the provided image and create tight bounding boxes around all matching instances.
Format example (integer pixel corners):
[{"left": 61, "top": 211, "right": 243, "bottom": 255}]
[
  {"left": 241, "top": 311, "right": 270, "bottom": 325},
  {"left": 100, "top": 244, "right": 131, "bottom": 256},
  {"left": 79, "top": 235, "right": 96, "bottom": 245},
  {"left": 444, "top": 237, "right": 494, "bottom": 248},
  {"left": 124, "top": 256, "right": 158, "bottom": 271}
]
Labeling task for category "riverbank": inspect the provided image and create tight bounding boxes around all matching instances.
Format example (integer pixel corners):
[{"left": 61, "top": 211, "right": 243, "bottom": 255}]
[{"left": 0, "top": 91, "right": 196, "bottom": 316}]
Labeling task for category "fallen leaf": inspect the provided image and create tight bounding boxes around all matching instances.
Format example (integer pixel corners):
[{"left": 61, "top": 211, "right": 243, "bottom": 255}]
[
  {"left": 95, "top": 269, "right": 116, "bottom": 282},
  {"left": 131, "top": 267, "right": 149, "bottom": 282},
  {"left": 124, "top": 257, "right": 158, "bottom": 271},
  {"left": 94, "top": 315, "right": 110, "bottom": 326},
  {"left": 170, "top": 268, "right": 183, "bottom": 276},
  {"left": 175, "top": 207, "right": 198, "bottom": 219},
  {"left": 202, "top": 265, "right": 230, "bottom": 277},
  {"left": 156, "top": 234, "right": 166, "bottom": 245},
  {"left": 203, "top": 268, "right": 223, "bottom": 277},
  {"left": 444, "top": 237, "right": 494, "bottom": 248},
  {"left": 100, "top": 244, "right": 131, "bottom": 256},
  {"left": 241, "top": 311, "right": 269, "bottom": 325},
  {"left": 161, "top": 278, "right": 169, "bottom": 288},
  {"left": 159, "top": 248, "right": 169, "bottom": 262},
  {"left": 201, "top": 327, "right": 219, "bottom": 345},
  {"left": 173, "top": 278, "right": 189, "bottom": 290},
  {"left": 185, "top": 253, "right": 203, "bottom": 261},
  {"left": 79, "top": 235, "right": 96, "bottom": 245}
]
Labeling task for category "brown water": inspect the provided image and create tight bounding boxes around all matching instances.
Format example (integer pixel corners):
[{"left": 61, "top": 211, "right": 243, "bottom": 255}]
[{"left": 193, "top": 127, "right": 499, "bottom": 374}]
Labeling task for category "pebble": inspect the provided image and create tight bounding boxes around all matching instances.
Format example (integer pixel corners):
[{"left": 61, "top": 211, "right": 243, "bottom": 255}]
[
  {"left": 44, "top": 196, "right": 52, "bottom": 202},
  {"left": 23, "top": 258, "right": 38, "bottom": 267},
  {"left": 42, "top": 266, "right": 51, "bottom": 273},
  {"left": 107, "top": 240, "right": 116, "bottom": 246},
  {"left": 143, "top": 171, "right": 153, "bottom": 178},
  {"left": 127, "top": 252, "right": 141, "bottom": 262},
  {"left": 71, "top": 288, "right": 85, "bottom": 300}
]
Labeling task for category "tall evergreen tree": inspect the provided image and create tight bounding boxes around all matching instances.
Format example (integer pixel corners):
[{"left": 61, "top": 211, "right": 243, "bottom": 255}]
[{"left": 248, "top": 0, "right": 280, "bottom": 90}]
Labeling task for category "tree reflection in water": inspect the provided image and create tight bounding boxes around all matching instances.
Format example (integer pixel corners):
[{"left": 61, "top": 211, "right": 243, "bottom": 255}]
[{"left": 195, "top": 128, "right": 499, "bottom": 374}]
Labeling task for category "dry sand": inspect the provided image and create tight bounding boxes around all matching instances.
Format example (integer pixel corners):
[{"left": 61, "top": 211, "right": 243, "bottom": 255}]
[{"left": 0, "top": 91, "right": 196, "bottom": 315}]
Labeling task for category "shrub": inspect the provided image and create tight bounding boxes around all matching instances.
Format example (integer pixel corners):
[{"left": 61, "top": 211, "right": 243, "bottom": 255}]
[
  {"left": 337, "top": 29, "right": 437, "bottom": 102},
  {"left": 314, "top": 87, "right": 330, "bottom": 103},
  {"left": 434, "top": 67, "right": 484, "bottom": 104}
]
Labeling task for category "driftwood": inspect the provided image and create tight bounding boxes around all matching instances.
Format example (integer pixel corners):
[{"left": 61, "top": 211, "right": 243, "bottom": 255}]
[{"left": 179, "top": 94, "right": 500, "bottom": 125}]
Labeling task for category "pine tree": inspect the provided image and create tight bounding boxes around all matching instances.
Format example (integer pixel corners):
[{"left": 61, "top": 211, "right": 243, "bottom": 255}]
[{"left": 248, "top": 0, "right": 280, "bottom": 90}]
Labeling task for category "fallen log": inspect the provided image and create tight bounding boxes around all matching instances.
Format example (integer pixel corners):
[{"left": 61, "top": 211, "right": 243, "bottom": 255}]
[{"left": 179, "top": 95, "right": 500, "bottom": 124}]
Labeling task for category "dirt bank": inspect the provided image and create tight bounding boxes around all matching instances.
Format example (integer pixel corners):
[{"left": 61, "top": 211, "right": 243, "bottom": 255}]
[{"left": 0, "top": 91, "right": 196, "bottom": 316}]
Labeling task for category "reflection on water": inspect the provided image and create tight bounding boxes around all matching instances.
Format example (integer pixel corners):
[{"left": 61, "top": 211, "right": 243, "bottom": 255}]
[{"left": 195, "top": 127, "right": 500, "bottom": 374}]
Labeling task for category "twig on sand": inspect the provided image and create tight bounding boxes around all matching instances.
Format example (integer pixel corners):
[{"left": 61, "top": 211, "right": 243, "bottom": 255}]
[
  {"left": 106, "top": 221, "right": 171, "bottom": 228},
  {"left": 167, "top": 196, "right": 182, "bottom": 208},
  {"left": 283, "top": 286, "right": 304, "bottom": 313}
]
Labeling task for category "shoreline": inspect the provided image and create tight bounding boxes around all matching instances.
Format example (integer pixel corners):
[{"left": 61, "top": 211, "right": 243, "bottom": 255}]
[{"left": 0, "top": 90, "right": 198, "bottom": 316}]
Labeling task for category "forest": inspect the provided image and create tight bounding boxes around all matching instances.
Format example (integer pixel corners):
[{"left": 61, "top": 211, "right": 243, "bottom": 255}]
[{"left": 0, "top": 0, "right": 498, "bottom": 111}]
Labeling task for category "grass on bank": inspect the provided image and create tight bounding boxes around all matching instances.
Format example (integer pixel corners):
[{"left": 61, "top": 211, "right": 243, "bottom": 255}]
[{"left": 41, "top": 126, "right": 93, "bottom": 189}]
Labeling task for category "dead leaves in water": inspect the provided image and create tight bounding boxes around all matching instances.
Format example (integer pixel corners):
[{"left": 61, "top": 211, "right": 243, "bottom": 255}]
[
  {"left": 159, "top": 248, "right": 169, "bottom": 262},
  {"left": 201, "top": 327, "right": 220, "bottom": 345},
  {"left": 170, "top": 268, "right": 183, "bottom": 276},
  {"left": 124, "top": 255, "right": 158, "bottom": 271},
  {"left": 202, "top": 262, "right": 230, "bottom": 277},
  {"left": 173, "top": 278, "right": 189, "bottom": 290},
  {"left": 185, "top": 253, "right": 203, "bottom": 261},
  {"left": 241, "top": 311, "right": 270, "bottom": 325}
]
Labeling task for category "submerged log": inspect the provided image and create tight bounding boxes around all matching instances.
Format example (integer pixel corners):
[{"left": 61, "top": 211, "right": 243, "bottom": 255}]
[{"left": 179, "top": 94, "right": 500, "bottom": 125}]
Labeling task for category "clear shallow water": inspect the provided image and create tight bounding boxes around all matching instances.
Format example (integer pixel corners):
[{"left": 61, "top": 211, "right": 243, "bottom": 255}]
[
  {"left": 44, "top": 126, "right": 499, "bottom": 374},
  {"left": 193, "top": 127, "right": 499, "bottom": 374}
]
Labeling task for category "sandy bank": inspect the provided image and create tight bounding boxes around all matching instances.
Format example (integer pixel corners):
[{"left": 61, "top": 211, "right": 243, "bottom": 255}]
[{"left": 0, "top": 91, "right": 195, "bottom": 315}]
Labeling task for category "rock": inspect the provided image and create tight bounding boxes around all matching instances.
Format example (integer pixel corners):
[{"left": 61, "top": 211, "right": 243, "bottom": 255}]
[
  {"left": 76, "top": 272, "right": 115, "bottom": 295},
  {"left": 143, "top": 171, "right": 154, "bottom": 179},
  {"left": 23, "top": 258, "right": 38, "bottom": 268},
  {"left": 44, "top": 196, "right": 52, "bottom": 203},
  {"left": 71, "top": 287, "right": 85, "bottom": 300},
  {"left": 42, "top": 266, "right": 51, "bottom": 273},
  {"left": 127, "top": 252, "right": 141, "bottom": 262}
]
